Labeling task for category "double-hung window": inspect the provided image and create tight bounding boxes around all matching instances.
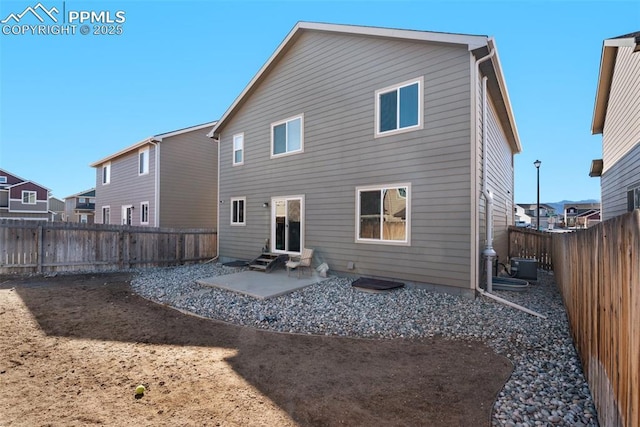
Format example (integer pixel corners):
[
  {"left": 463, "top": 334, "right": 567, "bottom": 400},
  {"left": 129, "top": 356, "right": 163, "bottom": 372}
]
[
  {"left": 356, "top": 184, "right": 410, "bottom": 245},
  {"left": 628, "top": 184, "right": 640, "bottom": 212},
  {"left": 22, "top": 191, "right": 37, "bottom": 204},
  {"left": 140, "top": 202, "right": 149, "bottom": 224},
  {"left": 233, "top": 133, "right": 244, "bottom": 165},
  {"left": 102, "top": 206, "right": 110, "bottom": 224},
  {"left": 231, "top": 197, "right": 246, "bottom": 226},
  {"left": 102, "top": 163, "right": 111, "bottom": 184},
  {"left": 139, "top": 148, "right": 149, "bottom": 175},
  {"left": 271, "top": 115, "right": 303, "bottom": 157},
  {"left": 375, "top": 77, "right": 423, "bottom": 137}
]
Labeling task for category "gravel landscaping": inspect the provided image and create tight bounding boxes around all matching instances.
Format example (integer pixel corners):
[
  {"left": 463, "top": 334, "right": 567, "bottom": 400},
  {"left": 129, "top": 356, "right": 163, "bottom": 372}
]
[{"left": 131, "top": 263, "right": 598, "bottom": 426}]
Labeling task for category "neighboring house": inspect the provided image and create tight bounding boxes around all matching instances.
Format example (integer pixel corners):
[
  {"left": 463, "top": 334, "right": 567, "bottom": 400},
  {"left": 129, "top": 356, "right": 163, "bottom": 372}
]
[
  {"left": 0, "top": 168, "right": 51, "bottom": 221},
  {"left": 63, "top": 189, "right": 95, "bottom": 223},
  {"left": 90, "top": 122, "right": 217, "bottom": 229},
  {"left": 590, "top": 31, "right": 640, "bottom": 220},
  {"left": 563, "top": 202, "right": 601, "bottom": 228},
  {"left": 208, "top": 22, "right": 522, "bottom": 296},
  {"left": 48, "top": 197, "right": 65, "bottom": 221},
  {"left": 516, "top": 203, "right": 556, "bottom": 230},
  {"left": 514, "top": 205, "right": 532, "bottom": 227}
]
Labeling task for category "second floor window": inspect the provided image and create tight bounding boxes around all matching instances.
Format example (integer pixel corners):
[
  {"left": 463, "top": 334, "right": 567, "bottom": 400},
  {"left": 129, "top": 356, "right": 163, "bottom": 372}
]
[
  {"left": 22, "top": 191, "right": 37, "bottom": 204},
  {"left": 139, "top": 148, "right": 149, "bottom": 175},
  {"left": 375, "top": 77, "right": 423, "bottom": 137},
  {"left": 233, "top": 133, "right": 244, "bottom": 165},
  {"left": 271, "top": 115, "right": 303, "bottom": 157},
  {"left": 102, "top": 163, "right": 111, "bottom": 184}
]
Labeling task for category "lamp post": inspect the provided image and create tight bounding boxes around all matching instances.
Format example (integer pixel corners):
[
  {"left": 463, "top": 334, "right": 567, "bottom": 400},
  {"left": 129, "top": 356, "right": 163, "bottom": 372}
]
[{"left": 534, "top": 159, "right": 541, "bottom": 231}]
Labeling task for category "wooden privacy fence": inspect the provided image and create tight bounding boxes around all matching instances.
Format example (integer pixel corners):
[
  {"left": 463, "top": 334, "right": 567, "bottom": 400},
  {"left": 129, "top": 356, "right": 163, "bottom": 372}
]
[
  {"left": 0, "top": 220, "right": 217, "bottom": 274},
  {"left": 508, "top": 226, "right": 553, "bottom": 270},
  {"left": 552, "top": 210, "right": 640, "bottom": 427}
]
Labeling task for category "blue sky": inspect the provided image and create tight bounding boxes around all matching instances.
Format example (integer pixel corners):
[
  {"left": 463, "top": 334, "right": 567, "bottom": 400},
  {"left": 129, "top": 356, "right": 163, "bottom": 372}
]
[{"left": 1, "top": 1, "right": 638, "bottom": 202}]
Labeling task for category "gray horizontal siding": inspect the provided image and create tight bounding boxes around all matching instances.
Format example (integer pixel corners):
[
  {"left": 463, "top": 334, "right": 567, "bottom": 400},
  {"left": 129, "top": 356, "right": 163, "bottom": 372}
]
[
  {"left": 94, "top": 146, "right": 156, "bottom": 226},
  {"left": 601, "top": 141, "right": 640, "bottom": 219},
  {"left": 601, "top": 45, "right": 640, "bottom": 220},
  {"left": 159, "top": 129, "right": 217, "bottom": 229},
  {"left": 602, "top": 46, "right": 640, "bottom": 174},
  {"left": 219, "top": 31, "right": 474, "bottom": 289}
]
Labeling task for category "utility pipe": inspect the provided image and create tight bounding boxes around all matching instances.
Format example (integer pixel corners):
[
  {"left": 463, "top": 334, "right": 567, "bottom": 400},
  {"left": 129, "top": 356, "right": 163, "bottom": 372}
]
[
  {"left": 475, "top": 44, "right": 546, "bottom": 319},
  {"left": 149, "top": 139, "right": 160, "bottom": 227}
]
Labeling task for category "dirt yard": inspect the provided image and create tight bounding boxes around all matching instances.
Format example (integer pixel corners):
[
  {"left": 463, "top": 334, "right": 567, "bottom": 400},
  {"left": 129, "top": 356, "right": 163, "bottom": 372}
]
[{"left": 0, "top": 273, "right": 512, "bottom": 426}]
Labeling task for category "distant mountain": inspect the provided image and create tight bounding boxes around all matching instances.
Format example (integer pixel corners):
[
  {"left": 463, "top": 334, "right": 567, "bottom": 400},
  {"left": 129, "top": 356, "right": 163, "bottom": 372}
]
[{"left": 545, "top": 200, "right": 600, "bottom": 214}]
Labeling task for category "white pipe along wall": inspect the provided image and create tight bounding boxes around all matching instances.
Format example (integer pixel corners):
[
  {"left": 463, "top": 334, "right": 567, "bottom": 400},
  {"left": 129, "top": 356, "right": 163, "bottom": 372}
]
[{"left": 475, "top": 45, "right": 546, "bottom": 319}]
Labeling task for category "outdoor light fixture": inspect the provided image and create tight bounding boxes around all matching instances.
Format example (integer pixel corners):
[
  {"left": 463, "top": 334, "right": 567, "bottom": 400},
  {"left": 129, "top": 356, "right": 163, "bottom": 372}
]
[
  {"left": 534, "top": 159, "right": 541, "bottom": 231},
  {"left": 262, "top": 202, "right": 269, "bottom": 208}
]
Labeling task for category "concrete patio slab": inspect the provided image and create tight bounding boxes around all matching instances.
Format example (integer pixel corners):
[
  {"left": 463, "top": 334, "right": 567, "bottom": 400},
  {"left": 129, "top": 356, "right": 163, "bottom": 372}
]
[{"left": 197, "top": 269, "right": 323, "bottom": 299}]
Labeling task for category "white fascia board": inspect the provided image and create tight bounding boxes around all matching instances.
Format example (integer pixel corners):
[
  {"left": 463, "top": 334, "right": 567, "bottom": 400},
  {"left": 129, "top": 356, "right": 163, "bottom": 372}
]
[
  {"left": 89, "top": 137, "right": 153, "bottom": 167},
  {"left": 210, "top": 21, "right": 489, "bottom": 137},
  {"left": 90, "top": 121, "right": 217, "bottom": 167},
  {"left": 154, "top": 121, "right": 217, "bottom": 140},
  {"left": 299, "top": 22, "right": 488, "bottom": 50},
  {"left": 487, "top": 37, "right": 522, "bottom": 153},
  {"left": 8, "top": 180, "right": 51, "bottom": 192}
]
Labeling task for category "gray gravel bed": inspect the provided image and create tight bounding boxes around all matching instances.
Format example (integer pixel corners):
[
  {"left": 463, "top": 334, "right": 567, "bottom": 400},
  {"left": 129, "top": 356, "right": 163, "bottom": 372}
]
[{"left": 131, "top": 263, "right": 598, "bottom": 426}]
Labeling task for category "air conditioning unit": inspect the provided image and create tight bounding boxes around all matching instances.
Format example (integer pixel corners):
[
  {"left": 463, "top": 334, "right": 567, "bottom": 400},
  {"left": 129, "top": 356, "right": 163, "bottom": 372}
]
[{"left": 510, "top": 258, "right": 538, "bottom": 281}]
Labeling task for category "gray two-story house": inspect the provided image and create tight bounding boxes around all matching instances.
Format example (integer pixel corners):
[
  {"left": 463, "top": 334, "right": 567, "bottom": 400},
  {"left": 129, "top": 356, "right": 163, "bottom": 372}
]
[
  {"left": 63, "top": 188, "right": 95, "bottom": 223},
  {"left": 209, "top": 22, "right": 521, "bottom": 296},
  {"left": 591, "top": 31, "right": 640, "bottom": 220},
  {"left": 91, "top": 122, "right": 218, "bottom": 229}
]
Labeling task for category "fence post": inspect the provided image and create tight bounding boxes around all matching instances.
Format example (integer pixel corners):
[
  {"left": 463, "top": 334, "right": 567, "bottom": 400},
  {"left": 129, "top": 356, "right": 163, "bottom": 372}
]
[{"left": 36, "top": 224, "right": 43, "bottom": 274}]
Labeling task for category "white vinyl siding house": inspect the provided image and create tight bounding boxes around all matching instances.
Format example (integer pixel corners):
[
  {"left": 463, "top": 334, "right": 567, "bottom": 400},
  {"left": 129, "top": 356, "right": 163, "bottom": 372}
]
[
  {"left": 209, "top": 22, "right": 521, "bottom": 296},
  {"left": 591, "top": 32, "right": 640, "bottom": 220}
]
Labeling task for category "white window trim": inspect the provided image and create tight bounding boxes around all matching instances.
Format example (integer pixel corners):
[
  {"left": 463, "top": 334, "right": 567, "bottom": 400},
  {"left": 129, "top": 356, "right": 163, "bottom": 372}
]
[
  {"left": 355, "top": 183, "right": 411, "bottom": 246},
  {"left": 140, "top": 201, "right": 150, "bottom": 225},
  {"left": 230, "top": 197, "right": 246, "bottom": 226},
  {"left": 270, "top": 114, "right": 304, "bottom": 158},
  {"left": 22, "top": 190, "right": 37, "bottom": 205},
  {"left": 233, "top": 133, "right": 244, "bottom": 166},
  {"left": 138, "top": 147, "right": 150, "bottom": 176},
  {"left": 374, "top": 77, "right": 424, "bottom": 138},
  {"left": 102, "top": 206, "right": 110, "bottom": 224},
  {"left": 102, "top": 162, "right": 111, "bottom": 185},
  {"left": 121, "top": 205, "right": 133, "bottom": 225},
  {"left": 0, "top": 176, "right": 7, "bottom": 183}
]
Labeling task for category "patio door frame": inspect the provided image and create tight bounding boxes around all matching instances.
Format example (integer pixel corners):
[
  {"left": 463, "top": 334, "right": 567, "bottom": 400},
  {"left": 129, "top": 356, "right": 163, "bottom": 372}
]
[
  {"left": 122, "top": 205, "right": 133, "bottom": 225},
  {"left": 271, "top": 195, "right": 305, "bottom": 255}
]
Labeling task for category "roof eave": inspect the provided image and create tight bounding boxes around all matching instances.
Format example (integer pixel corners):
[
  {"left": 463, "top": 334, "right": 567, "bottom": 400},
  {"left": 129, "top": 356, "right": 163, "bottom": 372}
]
[
  {"left": 90, "top": 121, "right": 217, "bottom": 167},
  {"left": 591, "top": 35, "right": 639, "bottom": 135},
  {"left": 154, "top": 121, "right": 217, "bottom": 140},
  {"left": 485, "top": 38, "right": 522, "bottom": 154},
  {"left": 89, "top": 137, "right": 154, "bottom": 167},
  {"left": 210, "top": 21, "right": 491, "bottom": 137}
]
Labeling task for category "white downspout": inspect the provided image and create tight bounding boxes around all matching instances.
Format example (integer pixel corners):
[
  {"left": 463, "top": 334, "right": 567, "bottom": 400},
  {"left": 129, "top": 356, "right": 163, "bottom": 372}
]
[
  {"left": 149, "top": 140, "right": 160, "bottom": 227},
  {"left": 475, "top": 45, "right": 546, "bottom": 319}
]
